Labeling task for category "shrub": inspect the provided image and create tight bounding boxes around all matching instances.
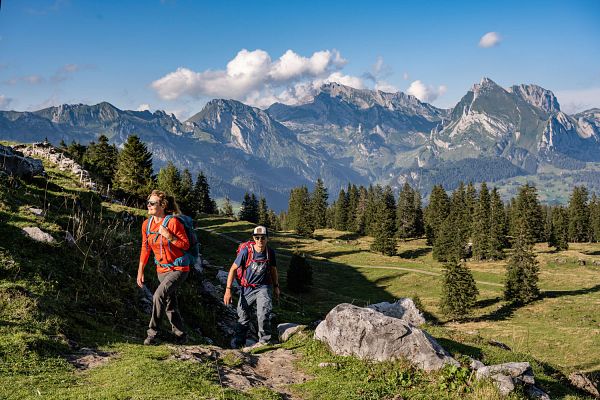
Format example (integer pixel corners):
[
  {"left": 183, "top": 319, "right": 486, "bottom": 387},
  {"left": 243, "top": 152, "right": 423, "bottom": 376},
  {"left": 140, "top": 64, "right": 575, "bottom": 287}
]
[{"left": 286, "top": 252, "right": 312, "bottom": 293}]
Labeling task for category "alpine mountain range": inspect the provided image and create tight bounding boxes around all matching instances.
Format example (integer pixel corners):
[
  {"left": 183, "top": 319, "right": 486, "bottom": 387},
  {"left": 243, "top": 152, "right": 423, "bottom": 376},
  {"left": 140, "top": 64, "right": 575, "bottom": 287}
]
[{"left": 1, "top": 77, "right": 599, "bottom": 209}]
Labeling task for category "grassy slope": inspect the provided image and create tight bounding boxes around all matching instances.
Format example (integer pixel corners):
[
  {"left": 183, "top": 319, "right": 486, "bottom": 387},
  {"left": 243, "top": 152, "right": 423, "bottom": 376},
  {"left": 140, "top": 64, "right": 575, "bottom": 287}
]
[{"left": 0, "top": 156, "right": 596, "bottom": 399}]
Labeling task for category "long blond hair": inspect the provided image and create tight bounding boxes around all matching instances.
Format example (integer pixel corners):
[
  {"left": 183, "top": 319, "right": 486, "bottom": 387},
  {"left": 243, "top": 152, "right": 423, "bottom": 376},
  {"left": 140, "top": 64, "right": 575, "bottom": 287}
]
[{"left": 148, "top": 189, "right": 181, "bottom": 215}]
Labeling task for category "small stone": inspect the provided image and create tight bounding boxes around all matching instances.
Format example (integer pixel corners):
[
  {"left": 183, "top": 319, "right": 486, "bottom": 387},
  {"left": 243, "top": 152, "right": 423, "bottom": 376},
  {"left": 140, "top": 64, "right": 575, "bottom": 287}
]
[
  {"left": 469, "top": 357, "right": 485, "bottom": 370},
  {"left": 488, "top": 339, "right": 511, "bottom": 351},
  {"left": 28, "top": 207, "right": 44, "bottom": 216},
  {"left": 318, "top": 362, "right": 340, "bottom": 368},
  {"left": 525, "top": 385, "right": 551, "bottom": 400},
  {"left": 277, "top": 323, "right": 306, "bottom": 342},
  {"left": 22, "top": 227, "right": 55, "bottom": 243}
]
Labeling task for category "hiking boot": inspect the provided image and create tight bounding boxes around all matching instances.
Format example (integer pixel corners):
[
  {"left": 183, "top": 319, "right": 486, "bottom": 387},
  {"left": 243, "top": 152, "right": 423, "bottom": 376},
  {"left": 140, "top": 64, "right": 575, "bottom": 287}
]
[{"left": 143, "top": 334, "right": 158, "bottom": 346}]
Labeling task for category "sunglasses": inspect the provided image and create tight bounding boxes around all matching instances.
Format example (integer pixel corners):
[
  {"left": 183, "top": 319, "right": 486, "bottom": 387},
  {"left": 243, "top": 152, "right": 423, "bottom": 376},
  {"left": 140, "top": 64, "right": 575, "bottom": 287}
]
[
  {"left": 147, "top": 201, "right": 159, "bottom": 207},
  {"left": 253, "top": 236, "right": 266, "bottom": 241}
]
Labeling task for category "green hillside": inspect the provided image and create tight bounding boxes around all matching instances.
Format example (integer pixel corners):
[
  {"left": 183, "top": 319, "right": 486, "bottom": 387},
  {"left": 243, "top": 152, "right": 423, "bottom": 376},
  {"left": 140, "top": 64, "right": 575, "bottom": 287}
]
[{"left": 0, "top": 153, "right": 597, "bottom": 399}]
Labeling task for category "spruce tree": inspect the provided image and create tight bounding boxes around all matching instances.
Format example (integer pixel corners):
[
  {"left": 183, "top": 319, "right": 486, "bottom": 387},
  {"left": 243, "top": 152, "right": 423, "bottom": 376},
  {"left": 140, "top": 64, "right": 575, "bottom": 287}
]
[
  {"left": 413, "top": 189, "right": 424, "bottom": 237},
  {"left": 178, "top": 168, "right": 194, "bottom": 215},
  {"left": 424, "top": 185, "right": 450, "bottom": 246},
  {"left": 433, "top": 183, "right": 469, "bottom": 262},
  {"left": 83, "top": 134, "right": 118, "bottom": 187},
  {"left": 334, "top": 188, "right": 349, "bottom": 231},
  {"left": 504, "top": 230, "right": 540, "bottom": 304},
  {"left": 465, "top": 182, "right": 477, "bottom": 236},
  {"left": 590, "top": 194, "right": 600, "bottom": 242},
  {"left": 355, "top": 186, "right": 369, "bottom": 235},
  {"left": 550, "top": 206, "right": 569, "bottom": 251},
  {"left": 365, "top": 185, "right": 381, "bottom": 236},
  {"left": 370, "top": 186, "right": 397, "bottom": 256},
  {"left": 472, "top": 183, "right": 491, "bottom": 260},
  {"left": 346, "top": 184, "right": 360, "bottom": 232},
  {"left": 193, "top": 171, "right": 215, "bottom": 215},
  {"left": 287, "top": 186, "right": 313, "bottom": 236},
  {"left": 113, "top": 135, "right": 154, "bottom": 200},
  {"left": 67, "top": 140, "right": 87, "bottom": 164},
  {"left": 488, "top": 188, "right": 507, "bottom": 260},
  {"left": 157, "top": 161, "right": 182, "bottom": 197},
  {"left": 310, "top": 178, "right": 328, "bottom": 229},
  {"left": 239, "top": 192, "right": 259, "bottom": 223},
  {"left": 440, "top": 261, "right": 479, "bottom": 320},
  {"left": 396, "top": 182, "right": 417, "bottom": 239},
  {"left": 258, "top": 196, "right": 269, "bottom": 227},
  {"left": 568, "top": 186, "right": 589, "bottom": 242},
  {"left": 511, "top": 184, "right": 544, "bottom": 245}
]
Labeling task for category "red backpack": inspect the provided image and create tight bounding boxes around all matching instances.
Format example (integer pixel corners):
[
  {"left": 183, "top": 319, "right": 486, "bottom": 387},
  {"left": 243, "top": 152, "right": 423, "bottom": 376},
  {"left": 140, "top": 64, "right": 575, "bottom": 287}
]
[{"left": 235, "top": 241, "right": 271, "bottom": 288}]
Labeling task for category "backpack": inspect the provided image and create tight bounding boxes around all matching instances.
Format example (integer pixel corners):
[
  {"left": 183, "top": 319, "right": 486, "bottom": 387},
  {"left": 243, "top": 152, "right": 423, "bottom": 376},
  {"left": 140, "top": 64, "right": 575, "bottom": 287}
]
[
  {"left": 235, "top": 241, "right": 271, "bottom": 288},
  {"left": 145, "top": 214, "right": 200, "bottom": 269}
]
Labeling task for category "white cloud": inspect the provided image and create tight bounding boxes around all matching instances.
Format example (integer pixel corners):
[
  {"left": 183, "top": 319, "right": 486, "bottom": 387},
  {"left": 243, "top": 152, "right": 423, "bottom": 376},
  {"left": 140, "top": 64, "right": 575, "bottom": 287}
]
[
  {"left": 137, "top": 103, "right": 151, "bottom": 112},
  {"left": 151, "top": 48, "right": 355, "bottom": 107},
  {"left": 375, "top": 81, "right": 398, "bottom": 93},
  {"left": 406, "top": 80, "right": 447, "bottom": 102},
  {"left": 0, "top": 95, "right": 13, "bottom": 109},
  {"left": 23, "top": 75, "right": 44, "bottom": 84},
  {"left": 555, "top": 87, "right": 600, "bottom": 114},
  {"left": 479, "top": 32, "right": 502, "bottom": 48}
]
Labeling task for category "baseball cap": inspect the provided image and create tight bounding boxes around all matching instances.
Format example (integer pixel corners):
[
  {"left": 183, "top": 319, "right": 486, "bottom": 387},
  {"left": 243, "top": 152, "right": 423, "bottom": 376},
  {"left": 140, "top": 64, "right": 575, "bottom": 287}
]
[{"left": 253, "top": 226, "right": 268, "bottom": 236}]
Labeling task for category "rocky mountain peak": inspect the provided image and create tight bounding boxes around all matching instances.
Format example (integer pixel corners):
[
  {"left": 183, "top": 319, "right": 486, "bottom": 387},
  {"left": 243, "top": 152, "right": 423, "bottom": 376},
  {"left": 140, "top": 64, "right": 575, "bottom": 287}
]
[{"left": 508, "top": 84, "right": 560, "bottom": 113}]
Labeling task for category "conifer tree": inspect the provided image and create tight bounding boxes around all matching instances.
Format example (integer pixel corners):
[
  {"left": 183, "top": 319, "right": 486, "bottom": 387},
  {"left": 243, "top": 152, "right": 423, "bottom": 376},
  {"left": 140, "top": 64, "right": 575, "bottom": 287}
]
[
  {"left": 472, "top": 183, "right": 491, "bottom": 260},
  {"left": 440, "top": 261, "right": 479, "bottom": 320},
  {"left": 267, "top": 210, "right": 281, "bottom": 231},
  {"left": 488, "top": 188, "right": 507, "bottom": 260},
  {"left": 287, "top": 186, "right": 313, "bottom": 236},
  {"left": 465, "top": 182, "right": 477, "bottom": 236},
  {"left": 83, "top": 134, "right": 118, "bottom": 187},
  {"left": 113, "top": 135, "right": 154, "bottom": 200},
  {"left": 346, "top": 184, "right": 360, "bottom": 232},
  {"left": 67, "top": 140, "right": 87, "bottom": 164},
  {"left": 590, "top": 194, "right": 600, "bottom": 242},
  {"left": 424, "top": 185, "right": 450, "bottom": 246},
  {"left": 504, "top": 230, "right": 540, "bottom": 304},
  {"left": 397, "top": 182, "right": 417, "bottom": 239},
  {"left": 414, "top": 189, "right": 424, "bottom": 237},
  {"left": 370, "top": 185, "right": 397, "bottom": 256},
  {"left": 193, "top": 171, "right": 215, "bottom": 215},
  {"left": 355, "top": 186, "right": 369, "bottom": 235},
  {"left": 258, "top": 196, "right": 269, "bottom": 227},
  {"left": 365, "top": 185, "right": 381, "bottom": 236},
  {"left": 157, "top": 161, "right": 182, "bottom": 197},
  {"left": 511, "top": 184, "right": 543, "bottom": 245},
  {"left": 179, "top": 168, "right": 194, "bottom": 215},
  {"left": 310, "top": 178, "right": 328, "bottom": 229},
  {"left": 433, "top": 183, "right": 469, "bottom": 262},
  {"left": 568, "top": 186, "right": 589, "bottom": 242},
  {"left": 334, "top": 188, "right": 349, "bottom": 231},
  {"left": 239, "top": 192, "right": 259, "bottom": 223},
  {"left": 550, "top": 206, "right": 569, "bottom": 251}
]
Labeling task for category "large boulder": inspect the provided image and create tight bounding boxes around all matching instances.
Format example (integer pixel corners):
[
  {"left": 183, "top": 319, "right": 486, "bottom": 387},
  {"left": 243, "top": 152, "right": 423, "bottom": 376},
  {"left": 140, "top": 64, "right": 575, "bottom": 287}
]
[
  {"left": 366, "top": 298, "right": 426, "bottom": 326},
  {"left": 0, "top": 144, "right": 45, "bottom": 179},
  {"left": 314, "top": 303, "right": 458, "bottom": 371}
]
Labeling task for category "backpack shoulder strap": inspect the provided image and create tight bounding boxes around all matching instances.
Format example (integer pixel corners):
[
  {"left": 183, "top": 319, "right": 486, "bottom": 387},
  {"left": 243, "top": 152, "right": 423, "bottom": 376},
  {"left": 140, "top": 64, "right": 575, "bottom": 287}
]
[
  {"left": 145, "top": 217, "right": 152, "bottom": 236},
  {"left": 162, "top": 214, "right": 174, "bottom": 227}
]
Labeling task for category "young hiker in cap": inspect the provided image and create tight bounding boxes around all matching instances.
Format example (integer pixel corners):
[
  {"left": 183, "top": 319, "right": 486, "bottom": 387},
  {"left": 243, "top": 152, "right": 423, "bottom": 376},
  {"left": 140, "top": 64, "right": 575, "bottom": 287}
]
[
  {"left": 137, "top": 190, "right": 190, "bottom": 345},
  {"left": 224, "top": 225, "right": 280, "bottom": 348}
]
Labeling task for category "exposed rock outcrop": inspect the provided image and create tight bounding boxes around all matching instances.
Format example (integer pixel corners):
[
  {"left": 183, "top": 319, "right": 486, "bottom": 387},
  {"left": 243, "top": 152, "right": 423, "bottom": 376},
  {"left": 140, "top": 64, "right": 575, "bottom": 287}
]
[{"left": 0, "top": 144, "right": 45, "bottom": 179}]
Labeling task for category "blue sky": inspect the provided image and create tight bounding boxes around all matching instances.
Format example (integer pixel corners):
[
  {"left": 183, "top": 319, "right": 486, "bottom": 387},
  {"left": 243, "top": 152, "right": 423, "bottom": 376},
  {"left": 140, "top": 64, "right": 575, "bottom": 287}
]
[{"left": 1, "top": 0, "right": 599, "bottom": 119}]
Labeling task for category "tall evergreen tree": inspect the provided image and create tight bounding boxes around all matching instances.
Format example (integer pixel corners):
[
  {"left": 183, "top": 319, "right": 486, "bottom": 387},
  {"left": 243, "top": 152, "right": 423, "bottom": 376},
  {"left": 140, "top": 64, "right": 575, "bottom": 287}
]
[
  {"left": 504, "top": 230, "right": 540, "bottom": 304},
  {"left": 355, "top": 186, "right": 369, "bottom": 235},
  {"left": 239, "top": 192, "right": 259, "bottom": 223},
  {"left": 113, "top": 135, "right": 154, "bottom": 199},
  {"left": 258, "top": 196, "right": 269, "bottom": 227},
  {"left": 549, "top": 206, "right": 569, "bottom": 251},
  {"left": 424, "top": 185, "right": 450, "bottom": 246},
  {"left": 83, "top": 134, "right": 118, "bottom": 187},
  {"left": 67, "top": 140, "right": 87, "bottom": 164},
  {"left": 346, "top": 184, "right": 360, "bottom": 232},
  {"left": 287, "top": 186, "right": 313, "bottom": 236},
  {"left": 310, "top": 178, "right": 328, "bottom": 229},
  {"left": 179, "top": 168, "right": 194, "bottom": 215},
  {"left": 472, "top": 183, "right": 491, "bottom": 260},
  {"left": 568, "top": 186, "right": 590, "bottom": 242},
  {"left": 192, "top": 171, "right": 215, "bottom": 215},
  {"left": 488, "top": 188, "right": 507, "bottom": 260},
  {"left": 334, "top": 188, "right": 349, "bottom": 231},
  {"left": 370, "top": 186, "right": 397, "bottom": 256},
  {"left": 590, "top": 193, "right": 600, "bottom": 242},
  {"left": 440, "top": 261, "right": 479, "bottom": 320},
  {"left": 465, "top": 182, "right": 477, "bottom": 236},
  {"left": 222, "top": 196, "right": 234, "bottom": 217},
  {"left": 433, "top": 183, "right": 469, "bottom": 262},
  {"left": 365, "top": 185, "right": 381, "bottom": 236},
  {"left": 413, "top": 189, "right": 424, "bottom": 237},
  {"left": 511, "top": 184, "right": 543, "bottom": 245},
  {"left": 157, "top": 161, "right": 182, "bottom": 198},
  {"left": 396, "top": 182, "right": 417, "bottom": 239}
]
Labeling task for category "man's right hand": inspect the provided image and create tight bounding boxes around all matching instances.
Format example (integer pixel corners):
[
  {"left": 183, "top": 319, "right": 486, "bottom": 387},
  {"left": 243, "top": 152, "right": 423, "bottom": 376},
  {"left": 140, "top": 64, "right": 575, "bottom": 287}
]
[
  {"left": 223, "top": 289, "right": 232, "bottom": 305},
  {"left": 136, "top": 272, "right": 144, "bottom": 288}
]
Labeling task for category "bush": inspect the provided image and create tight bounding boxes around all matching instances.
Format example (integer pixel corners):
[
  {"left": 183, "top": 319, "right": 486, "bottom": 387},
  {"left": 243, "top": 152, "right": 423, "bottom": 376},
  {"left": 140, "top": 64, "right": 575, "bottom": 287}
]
[{"left": 286, "top": 252, "right": 312, "bottom": 293}]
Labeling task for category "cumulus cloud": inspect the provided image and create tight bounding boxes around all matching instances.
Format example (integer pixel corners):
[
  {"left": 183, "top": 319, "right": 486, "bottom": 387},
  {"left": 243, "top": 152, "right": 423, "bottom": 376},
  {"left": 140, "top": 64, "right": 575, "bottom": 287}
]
[
  {"left": 479, "top": 32, "right": 502, "bottom": 48},
  {"left": 406, "top": 80, "right": 447, "bottom": 102},
  {"left": 136, "top": 103, "right": 152, "bottom": 112},
  {"left": 151, "top": 48, "right": 364, "bottom": 107},
  {"left": 0, "top": 95, "right": 13, "bottom": 109},
  {"left": 375, "top": 81, "right": 398, "bottom": 93}
]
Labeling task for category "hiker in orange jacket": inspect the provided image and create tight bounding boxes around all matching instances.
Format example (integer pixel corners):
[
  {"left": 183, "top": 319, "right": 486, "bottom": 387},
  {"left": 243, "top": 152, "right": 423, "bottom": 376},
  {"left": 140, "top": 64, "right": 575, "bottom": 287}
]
[{"left": 137, "top": 190, "right": 190, "bottom": 345}]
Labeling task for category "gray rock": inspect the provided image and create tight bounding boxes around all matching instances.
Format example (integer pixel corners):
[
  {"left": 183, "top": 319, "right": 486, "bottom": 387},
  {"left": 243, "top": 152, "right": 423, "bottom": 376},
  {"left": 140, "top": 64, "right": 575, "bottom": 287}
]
[
  {"left": 193, "top": 256, "right": 204, "bottom": 274},
  {"left": 525, "top": 385, "right": 551, "bottom": 400},
  {"left": 476, "top": 362, "right": 535, "bottom": 396},
  {"left": 22, "top": 227, "right": 55, "bottom": 243},
  {"left": 314, "top": 303, "right": 458, "bottom": 371},
  {"left": 216, "top": 270, "right": 238, "bottom": 288},
  {"left": 0, "top": 144, "right": 45, "bottom": 179},
  {"left": 28, "top": 207, "right": 44, "bottom": 216},
  {"left": 366, "top": 298, "right": 426, "bottom": 326},
  {"left": 568, "top": 371, "right": 600, "bottom": 398},
  {"left": 65, "top": 231, "right": 76, "bottom": 247},
  {"left": 469, "top": 357, "right": 485, "bottom": 370},
  {"left": 277, "top": 323, "right": 306, "bottom": 342},
  {"left": 488, "top": 339, "right": 511, "bottom": 351},
  {"left": 318, "top": 362, "right": 340, "bottom": 368}
]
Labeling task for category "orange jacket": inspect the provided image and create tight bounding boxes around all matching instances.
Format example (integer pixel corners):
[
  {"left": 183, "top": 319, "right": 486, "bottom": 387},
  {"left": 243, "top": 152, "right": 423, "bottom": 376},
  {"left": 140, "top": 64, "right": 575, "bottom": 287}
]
[{"left": 140, "top": 216, "right": 190, "bottom": 273}]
